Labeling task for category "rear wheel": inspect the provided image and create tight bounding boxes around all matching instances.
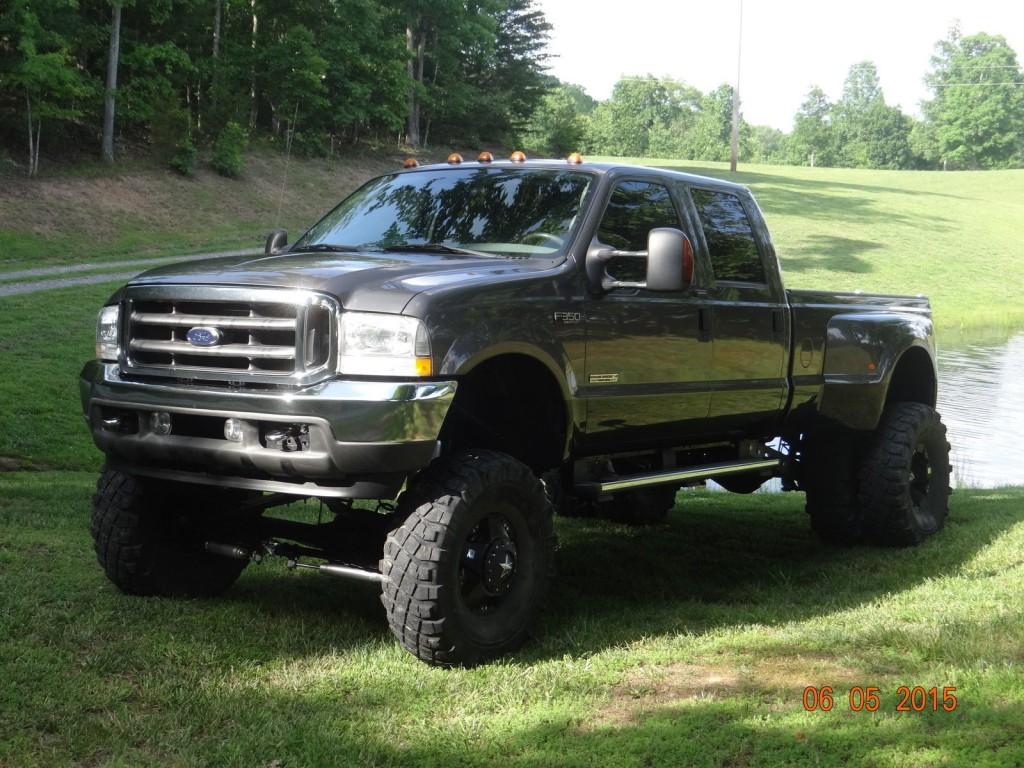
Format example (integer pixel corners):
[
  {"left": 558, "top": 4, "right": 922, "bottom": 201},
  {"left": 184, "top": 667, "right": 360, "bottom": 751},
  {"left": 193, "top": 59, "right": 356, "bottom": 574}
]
[
  {"left": 380, "top": 450, "right": 555, "bottom": 666},
  {"left": 858, "top": 403, "right": 951, "bottom": 546},
  {"left": 91, "top": 468, "right": 256, "bottom": 597},
  {"left": 802, "top": 427, "right": 865, "bottom": 546}
]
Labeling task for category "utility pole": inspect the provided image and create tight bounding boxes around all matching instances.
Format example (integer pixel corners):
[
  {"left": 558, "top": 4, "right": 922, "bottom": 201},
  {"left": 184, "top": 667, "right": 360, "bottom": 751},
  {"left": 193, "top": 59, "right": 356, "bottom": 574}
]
[{"left": 729, "top": 0, "right": 743, "bottom": 173}]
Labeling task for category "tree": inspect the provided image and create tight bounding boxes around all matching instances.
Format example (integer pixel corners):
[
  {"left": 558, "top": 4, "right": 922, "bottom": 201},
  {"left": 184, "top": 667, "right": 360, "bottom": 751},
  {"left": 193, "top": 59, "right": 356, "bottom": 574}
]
[
  {"left": 923, "top": 27, "right": 1024, "bottom": 169},
  {"left": 831, "top": 62, "right": 912, "bottom": 169},
  {"left": 520, "top": 85, "right": 583, "bottom": 155},
  {"left": 0, "top": 0, "right": 92, "bottom": 175},
  {"left": 750, "top": 125, "right": 786, "bottom": 164},
  {"left": 585, "top": 76, "right": 700, "bottom": 157},
  {"left": 101, "top": 1, "right": 122, "bottom": 163},
  {"left": 787, "top": 86, "right": 832, "bottom": 166}
]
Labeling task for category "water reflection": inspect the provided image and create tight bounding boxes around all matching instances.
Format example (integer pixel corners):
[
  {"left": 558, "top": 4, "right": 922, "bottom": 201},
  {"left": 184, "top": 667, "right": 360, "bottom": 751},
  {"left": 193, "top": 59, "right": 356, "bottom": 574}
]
[{"left": 937, "top": 333, "right": 1024, "bottom": 488}]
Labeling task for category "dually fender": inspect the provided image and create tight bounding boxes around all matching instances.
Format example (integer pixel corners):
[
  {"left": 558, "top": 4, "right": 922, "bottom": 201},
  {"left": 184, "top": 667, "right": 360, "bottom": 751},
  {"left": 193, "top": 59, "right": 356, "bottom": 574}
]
[{"left": 817, "top": 311, "right": 936, "bottom": 431}]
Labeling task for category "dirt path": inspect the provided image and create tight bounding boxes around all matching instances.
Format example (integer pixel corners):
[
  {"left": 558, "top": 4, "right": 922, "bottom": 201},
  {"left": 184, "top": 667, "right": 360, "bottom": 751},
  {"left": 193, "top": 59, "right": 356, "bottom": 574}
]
[{"left": 0, "top": 248, "right": 262, "bottom": 298}]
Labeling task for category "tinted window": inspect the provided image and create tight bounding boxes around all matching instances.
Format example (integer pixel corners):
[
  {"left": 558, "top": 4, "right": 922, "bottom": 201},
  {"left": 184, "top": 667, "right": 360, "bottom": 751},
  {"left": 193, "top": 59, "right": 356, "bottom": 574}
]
[
  {"left": 597, "top": 181, "right": 681, "bottom": 282},
  {"left": 690, "top": 189, "right": 766, "bottom": 283},
  {"left": 295, "top": 168, "right": 593, "bottom": 258}
]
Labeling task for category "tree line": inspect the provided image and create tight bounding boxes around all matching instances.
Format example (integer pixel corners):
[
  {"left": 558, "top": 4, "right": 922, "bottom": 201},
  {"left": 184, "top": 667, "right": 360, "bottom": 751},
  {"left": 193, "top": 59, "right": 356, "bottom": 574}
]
[
  {"left": 1, "top": 0, "right": 550, "bottom": 176},
  {"left": 1, "top": 7, "right": 1021, "bottom": 177},
  {"left": 526, "top": 26, "right": 1024, "bottom": 171}
]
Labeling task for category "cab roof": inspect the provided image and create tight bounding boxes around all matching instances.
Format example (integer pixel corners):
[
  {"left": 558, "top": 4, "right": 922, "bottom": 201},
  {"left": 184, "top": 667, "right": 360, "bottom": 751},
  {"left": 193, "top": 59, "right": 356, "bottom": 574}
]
[{"left": 396, "top": 158, "right": 750, "bottom": 194}]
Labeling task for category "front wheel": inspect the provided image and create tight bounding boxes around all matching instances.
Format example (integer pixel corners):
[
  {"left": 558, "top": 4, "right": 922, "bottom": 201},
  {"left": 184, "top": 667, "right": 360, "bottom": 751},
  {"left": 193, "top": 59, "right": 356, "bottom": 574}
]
[
  {"left": 380, "top": 450, "right": 555, "bottom": 667},
  {"left": 91, "top": 468, "right": 256, "bottom": 597},
  {"left": 858, "top": 402, "right": 951, "bottom": 546}
]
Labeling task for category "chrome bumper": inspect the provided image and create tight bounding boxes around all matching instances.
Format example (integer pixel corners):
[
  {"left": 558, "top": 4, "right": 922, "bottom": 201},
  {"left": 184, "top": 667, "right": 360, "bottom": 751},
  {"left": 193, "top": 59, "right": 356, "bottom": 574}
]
[{"left": 79, "top": 361, "right": 457, "bottom": 498}]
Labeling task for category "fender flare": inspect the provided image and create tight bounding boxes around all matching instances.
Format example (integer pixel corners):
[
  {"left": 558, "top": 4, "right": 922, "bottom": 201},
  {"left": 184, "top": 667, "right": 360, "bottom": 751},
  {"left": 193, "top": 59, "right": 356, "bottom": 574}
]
[{"left": 818, "top": 311, "right": 936, "bottom": 431}]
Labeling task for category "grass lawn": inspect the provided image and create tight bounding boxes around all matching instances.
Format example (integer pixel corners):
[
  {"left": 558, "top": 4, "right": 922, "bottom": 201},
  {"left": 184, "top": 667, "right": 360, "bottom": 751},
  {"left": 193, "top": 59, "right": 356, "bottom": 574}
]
[{"left": 2, "top": 473, "right": 1023, "bottom": 766}]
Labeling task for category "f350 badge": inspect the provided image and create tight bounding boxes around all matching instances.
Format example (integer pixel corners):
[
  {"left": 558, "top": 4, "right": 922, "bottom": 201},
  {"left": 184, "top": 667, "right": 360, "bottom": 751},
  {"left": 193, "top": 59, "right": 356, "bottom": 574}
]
[{"left": 553, "top": 311, "right": 582, "bottom": 325}]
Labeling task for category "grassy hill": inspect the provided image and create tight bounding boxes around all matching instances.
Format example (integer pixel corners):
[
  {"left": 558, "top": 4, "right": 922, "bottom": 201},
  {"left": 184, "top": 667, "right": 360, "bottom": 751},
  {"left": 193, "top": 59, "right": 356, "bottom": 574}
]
[
  {"left": 0, "top": 148, "right": 426, "bottom": 271},
  {"left": 2, "top": 150, "right": 1022, "bottom": 334}
]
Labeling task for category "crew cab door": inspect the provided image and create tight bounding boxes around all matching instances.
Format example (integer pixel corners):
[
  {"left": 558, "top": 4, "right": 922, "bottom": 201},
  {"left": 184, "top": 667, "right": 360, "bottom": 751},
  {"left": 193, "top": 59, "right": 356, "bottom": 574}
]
[
  {"left": 581, "top": 179, "right": 713, "bottom": 453},
  {"left": 682, "top": 185, "right": 790, "bottom": 436}
]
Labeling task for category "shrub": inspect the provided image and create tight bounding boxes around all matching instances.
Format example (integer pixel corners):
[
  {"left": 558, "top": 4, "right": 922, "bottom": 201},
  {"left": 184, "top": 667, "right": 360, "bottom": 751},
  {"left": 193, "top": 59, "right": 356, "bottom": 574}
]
[
  {"left": 211, "top": 122, "right": 248, "bottom": 177},
  {"left": 169, "top": 137, "right": 198, "bottom": 176}
]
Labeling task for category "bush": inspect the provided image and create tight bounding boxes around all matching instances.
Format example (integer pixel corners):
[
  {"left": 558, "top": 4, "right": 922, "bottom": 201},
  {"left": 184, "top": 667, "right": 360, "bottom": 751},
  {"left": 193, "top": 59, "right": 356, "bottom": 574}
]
[
  {"left": 169, "top": 137, "right": 197, "bottom": 176},
  {"left": 211, "top": 122, "right": 248, "bottom": 177}
]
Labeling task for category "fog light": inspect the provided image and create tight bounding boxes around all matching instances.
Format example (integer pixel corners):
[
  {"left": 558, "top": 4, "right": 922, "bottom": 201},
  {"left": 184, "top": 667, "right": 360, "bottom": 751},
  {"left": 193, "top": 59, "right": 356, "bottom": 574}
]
[
  {"left": 224, "top": 418, "right": 244, "bottom": 442},
  {"left": 150, "top": 412, "right": 172, "bottom": 436}
]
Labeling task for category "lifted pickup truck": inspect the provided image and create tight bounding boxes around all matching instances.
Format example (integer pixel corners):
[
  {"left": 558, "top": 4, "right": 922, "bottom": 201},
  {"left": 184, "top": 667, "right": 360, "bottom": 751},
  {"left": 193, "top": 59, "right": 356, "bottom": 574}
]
[{"left": 81, "top": 153, "right": 950, "bottom": 666}]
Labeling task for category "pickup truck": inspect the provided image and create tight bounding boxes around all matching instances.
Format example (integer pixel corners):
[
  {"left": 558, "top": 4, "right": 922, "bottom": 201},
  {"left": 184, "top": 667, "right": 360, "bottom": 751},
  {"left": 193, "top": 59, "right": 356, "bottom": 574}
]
[{"left": 80, "top": 153, "right": 951, "bottom": 666}]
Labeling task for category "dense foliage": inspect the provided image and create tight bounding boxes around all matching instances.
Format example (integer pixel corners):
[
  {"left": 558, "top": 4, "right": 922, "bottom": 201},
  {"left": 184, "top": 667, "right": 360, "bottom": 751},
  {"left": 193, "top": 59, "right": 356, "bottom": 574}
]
[{"left": 0, "top": 0, "right": 550, "bottom": 175}]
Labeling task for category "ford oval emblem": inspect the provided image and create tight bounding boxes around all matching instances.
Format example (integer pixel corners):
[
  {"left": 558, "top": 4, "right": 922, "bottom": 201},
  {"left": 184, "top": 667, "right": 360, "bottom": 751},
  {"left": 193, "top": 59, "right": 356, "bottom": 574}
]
[{"left": 186, "top": 326, "right": 223, "bottom": 347}]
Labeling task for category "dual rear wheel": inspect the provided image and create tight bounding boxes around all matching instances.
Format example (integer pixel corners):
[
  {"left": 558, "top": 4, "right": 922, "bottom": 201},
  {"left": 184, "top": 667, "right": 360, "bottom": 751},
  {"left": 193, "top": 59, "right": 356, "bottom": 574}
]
[{"left": 804, "top": 402, "right": 952, "bottom": 546}]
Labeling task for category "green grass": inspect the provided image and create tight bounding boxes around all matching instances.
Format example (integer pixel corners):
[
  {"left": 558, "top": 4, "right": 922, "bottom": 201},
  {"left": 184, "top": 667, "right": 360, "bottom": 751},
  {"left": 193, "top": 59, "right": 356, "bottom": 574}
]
[
  {"left": 598, "top": 158, "right": 1024, "bottom": 336},
  {"left": 1, "top": 473, "right": 1023, "bottom": 766}
]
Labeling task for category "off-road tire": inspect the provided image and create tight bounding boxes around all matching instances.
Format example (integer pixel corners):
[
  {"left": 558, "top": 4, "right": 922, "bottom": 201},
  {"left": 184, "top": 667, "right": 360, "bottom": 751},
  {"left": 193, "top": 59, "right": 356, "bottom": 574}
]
[
  {"left": 803, "top": 427, "right": 865, "bottom": 546},
  {"left": 91, "top": 467, "right": 253, "bottom": 597},
  {"left": 380, "top": 450, "right": 555, "bottom": 667},
  {"left": 858, "top": 402, "right": 951, "bottom": 546}
]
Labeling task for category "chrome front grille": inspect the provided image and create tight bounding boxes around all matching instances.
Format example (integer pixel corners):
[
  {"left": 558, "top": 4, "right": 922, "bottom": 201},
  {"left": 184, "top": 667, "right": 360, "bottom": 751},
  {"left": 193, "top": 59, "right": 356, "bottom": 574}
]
[{"left": 121, "top": 286, "right": 337, "bottom": 385}]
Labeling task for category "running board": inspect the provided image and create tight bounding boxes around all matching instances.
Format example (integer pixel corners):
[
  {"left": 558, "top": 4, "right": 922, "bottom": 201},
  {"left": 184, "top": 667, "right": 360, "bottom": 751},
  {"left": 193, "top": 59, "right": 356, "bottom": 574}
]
[{"left": 574, "top": 458, "right": 780, "bottom": 498}]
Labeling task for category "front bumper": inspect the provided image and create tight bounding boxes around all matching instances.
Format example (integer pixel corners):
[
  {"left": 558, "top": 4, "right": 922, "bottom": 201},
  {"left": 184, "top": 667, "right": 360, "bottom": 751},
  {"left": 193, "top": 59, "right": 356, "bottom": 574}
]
[{"left": 79, "top": 361, "right": 457, "bottom": 498}]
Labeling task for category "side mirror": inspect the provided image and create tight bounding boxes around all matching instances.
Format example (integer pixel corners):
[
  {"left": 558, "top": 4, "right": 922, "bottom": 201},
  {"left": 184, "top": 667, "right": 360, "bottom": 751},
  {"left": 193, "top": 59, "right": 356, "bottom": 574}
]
[
  {"left": 265, "top": 228, "right": 288, "bottom": 256},
  {"left": 585, "top": 227, "right": 694, "bottom": 293},
  {"left": 645, "top": 228, "right": 693, "bottom": 292}
]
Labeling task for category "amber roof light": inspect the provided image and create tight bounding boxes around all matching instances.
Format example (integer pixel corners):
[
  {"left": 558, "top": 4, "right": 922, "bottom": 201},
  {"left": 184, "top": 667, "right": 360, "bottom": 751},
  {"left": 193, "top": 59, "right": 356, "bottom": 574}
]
[
  {"left": 403, "top": 157, "right": 419, "bottom": 168},
  {"left": 567, "top": 152, "right": 584, "bottom": 164},
  {"left": 477, "top": 151, "right": 494, "bottom": 163},
  {"left": 509, "top": 150, "right": 527, "bottom": 162},
  {"left": 447, "top": 152, "right": 464, "bottom": 164}
]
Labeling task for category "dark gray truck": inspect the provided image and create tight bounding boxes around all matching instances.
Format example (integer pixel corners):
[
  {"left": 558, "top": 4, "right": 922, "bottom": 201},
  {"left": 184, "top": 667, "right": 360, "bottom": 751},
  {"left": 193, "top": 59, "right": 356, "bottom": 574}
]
[{"left": 80, "top": 155, "right": 951, "bottom": 666}]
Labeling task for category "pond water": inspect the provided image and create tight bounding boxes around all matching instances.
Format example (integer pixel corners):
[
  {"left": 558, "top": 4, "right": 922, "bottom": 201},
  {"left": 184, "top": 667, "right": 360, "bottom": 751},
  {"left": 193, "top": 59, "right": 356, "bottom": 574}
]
[{"left": 937, "top": 332, "right": 1024, "bottom": 488}]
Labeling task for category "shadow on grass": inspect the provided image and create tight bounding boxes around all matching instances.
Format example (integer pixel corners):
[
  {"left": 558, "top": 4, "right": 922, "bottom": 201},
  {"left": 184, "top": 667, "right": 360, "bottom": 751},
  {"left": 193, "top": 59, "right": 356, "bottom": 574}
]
[
  {"left": 185, "top": 486, "right": 1022, "bottom": 669},
  {"left": 779, "top": 234, "right": 882, "bottom": 274}
]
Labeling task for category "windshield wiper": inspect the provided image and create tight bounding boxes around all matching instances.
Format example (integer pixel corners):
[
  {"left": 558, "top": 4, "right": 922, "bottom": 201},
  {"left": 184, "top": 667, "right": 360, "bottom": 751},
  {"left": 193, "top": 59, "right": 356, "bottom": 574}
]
[
  {"left": 294, "top": 243, "right": 361, "bottom": 253},
  {"left": 368, "top": 242, "right": 491, "bottom": 257}
]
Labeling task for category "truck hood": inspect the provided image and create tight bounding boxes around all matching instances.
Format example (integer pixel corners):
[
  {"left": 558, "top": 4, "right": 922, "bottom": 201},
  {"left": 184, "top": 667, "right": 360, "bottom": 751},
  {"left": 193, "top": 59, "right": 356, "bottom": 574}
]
[{"left": 128, "top": 248, "right": 554, "bottom": 313}]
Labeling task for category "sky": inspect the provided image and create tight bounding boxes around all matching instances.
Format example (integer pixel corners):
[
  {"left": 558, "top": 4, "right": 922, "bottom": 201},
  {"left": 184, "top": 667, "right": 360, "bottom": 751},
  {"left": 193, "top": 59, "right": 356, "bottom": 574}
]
[{"left": 537, "top": 0, "right": 1024, "bottom": 131}]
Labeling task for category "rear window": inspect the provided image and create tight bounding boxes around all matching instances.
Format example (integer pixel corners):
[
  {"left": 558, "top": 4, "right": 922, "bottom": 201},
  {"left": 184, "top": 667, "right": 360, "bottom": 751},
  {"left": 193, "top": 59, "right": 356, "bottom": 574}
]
[{"left": 690, "top": 189, "right": 766, "bottom": 284}]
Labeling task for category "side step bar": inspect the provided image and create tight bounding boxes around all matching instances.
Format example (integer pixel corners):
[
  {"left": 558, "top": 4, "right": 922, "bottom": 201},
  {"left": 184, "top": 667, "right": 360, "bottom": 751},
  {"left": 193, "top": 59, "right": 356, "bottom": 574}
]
[{"left": 575, "top": 458, "right": 780, "bottom": 497}]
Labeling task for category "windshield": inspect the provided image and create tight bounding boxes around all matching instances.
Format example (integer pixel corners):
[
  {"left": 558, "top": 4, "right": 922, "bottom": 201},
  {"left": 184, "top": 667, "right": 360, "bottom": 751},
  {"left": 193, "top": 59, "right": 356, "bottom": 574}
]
[{"left": 294, "top": 167, "right": 594, "bottom": 258}]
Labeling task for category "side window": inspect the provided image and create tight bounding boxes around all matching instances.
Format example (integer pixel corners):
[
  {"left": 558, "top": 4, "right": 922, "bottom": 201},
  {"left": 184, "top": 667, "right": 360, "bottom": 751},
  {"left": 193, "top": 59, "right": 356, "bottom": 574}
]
[
  {"left": 597, "top": 181, "right": 681, "bottom": 283},
  {"left": 690, "top": 189, "right": 766, "bottom": 284}
]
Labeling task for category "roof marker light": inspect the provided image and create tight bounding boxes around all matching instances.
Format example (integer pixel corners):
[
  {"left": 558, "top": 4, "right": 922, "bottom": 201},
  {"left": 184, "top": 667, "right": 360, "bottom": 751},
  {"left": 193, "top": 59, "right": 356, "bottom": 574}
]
[
  {"left": 447, "top": 152, "right": 463, "bottom": 164},
  {"left": 403, "top": 157, "right": 419, "bottom": 168},
  {"left": 509, "top": 150, "right": 527, "bottom": 162},
  {"left": 477, "top": 151, "right": 494, "bottom": 163},
  {"left": 567, "top": 152, "right": 584, "bottom": 164}
]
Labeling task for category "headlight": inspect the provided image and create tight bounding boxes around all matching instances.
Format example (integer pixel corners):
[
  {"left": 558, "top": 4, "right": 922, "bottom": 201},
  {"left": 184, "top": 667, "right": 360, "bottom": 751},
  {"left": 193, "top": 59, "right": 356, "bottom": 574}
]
[
  {"left": 95, "top": 304, "right": 120, "bottom": 361},
  {"left": 338, "top": 312, "right": 432, "bottom": 376}
]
